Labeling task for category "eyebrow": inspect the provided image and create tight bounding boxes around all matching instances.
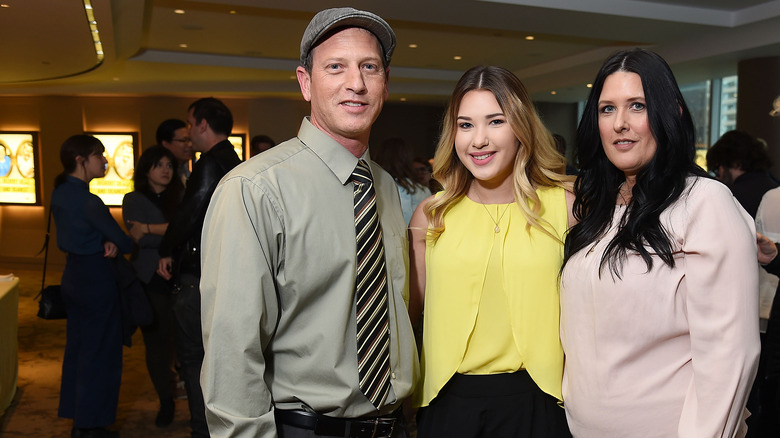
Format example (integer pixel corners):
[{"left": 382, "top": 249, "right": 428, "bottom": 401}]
[
  {"left": 598, "top": 96, "right": 645, "bottom": 105},
  {"left": 456, "top": 112, "right": 504, "bottom": 120}
]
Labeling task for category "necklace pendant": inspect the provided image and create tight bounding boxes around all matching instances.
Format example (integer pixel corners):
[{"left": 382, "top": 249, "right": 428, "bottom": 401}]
[{"left": 495, "top": 225, "right": 500, "bottom": 233}]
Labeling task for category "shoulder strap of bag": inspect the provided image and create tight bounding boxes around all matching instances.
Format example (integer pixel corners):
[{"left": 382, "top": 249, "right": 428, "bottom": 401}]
[{"left": 34, "top": 206, "right": 53, "bottom": 300}]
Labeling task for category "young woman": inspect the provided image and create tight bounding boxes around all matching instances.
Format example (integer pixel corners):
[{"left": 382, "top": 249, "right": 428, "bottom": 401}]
[
  {"left": 51, "top": 135, "right": 133, "bottom": 438},
  {"left": 561, "top": 48, "right": 760, "bottom": 437},
  {"left": 121, "top": 145, "right": 183, "bottom": 428},
  {"left": 409, "top": 65, "right": 574, "bottom": 437}
]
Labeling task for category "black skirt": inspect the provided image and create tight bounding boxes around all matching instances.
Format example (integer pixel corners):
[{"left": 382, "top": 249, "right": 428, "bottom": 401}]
[{"left": 416, "top": 371, "right": 571, "bottom": 438}]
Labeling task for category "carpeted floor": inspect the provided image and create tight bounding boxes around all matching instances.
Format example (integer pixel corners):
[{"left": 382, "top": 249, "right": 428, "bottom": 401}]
[{"left": 0, "top": 268, "right": 190, "bottom": 437}]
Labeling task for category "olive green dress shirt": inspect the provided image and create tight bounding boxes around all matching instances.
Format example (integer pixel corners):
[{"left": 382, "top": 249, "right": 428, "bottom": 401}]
[{"left": 200, "top": 118, "right": 419, "bottom": 438}]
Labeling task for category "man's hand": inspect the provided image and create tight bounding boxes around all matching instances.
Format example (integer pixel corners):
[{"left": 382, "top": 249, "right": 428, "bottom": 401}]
[{"left": 158, "top": 257, "right": 173, "bottom": 280}]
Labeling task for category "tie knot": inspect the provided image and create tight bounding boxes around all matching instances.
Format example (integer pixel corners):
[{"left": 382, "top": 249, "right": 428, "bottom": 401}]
[{"left": 351, "top": 160, "right": 372, "bottom": 185}]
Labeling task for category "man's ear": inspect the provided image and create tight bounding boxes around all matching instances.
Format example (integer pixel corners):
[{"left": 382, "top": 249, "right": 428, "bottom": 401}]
[
  {"left": 297, "top": 66, "right": 312, "bottom": 103},
  {"left": 197, "top": 117, "right": 209, "bottom": 134}
]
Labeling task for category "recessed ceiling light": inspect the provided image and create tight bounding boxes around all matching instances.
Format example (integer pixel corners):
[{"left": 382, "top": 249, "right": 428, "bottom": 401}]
[
  {"left": 179, "top": 43, "right": 188, "bottom": 48},
  {"left": 586, "top": 83, "right": 593, "bottom": 88},
  {"left": 229, "top": 10, "right": 237, "bottom": 14},
  {"left": 551, "top": 91, "right": 557, "bottom": 95},
  {"left": 453, "top": 56, "right": 462, "bottom": 60},
  {"left": 113, "top": 77, "right": 120, "bottom": 81},
  {"left": 525, "top": 36, "right": 535, "bottom": 41},
  {"left": 408, "top": 44, "right": 418, "bottom": 49},
  {"left": 400, "top": 97, "right": 407, "bottom": 102},
  {"left": 174, "top": 9, "right": 185, "bottom": 14},
  {"left": 0, "top": 4, "right": 10, "bottom": 8}
]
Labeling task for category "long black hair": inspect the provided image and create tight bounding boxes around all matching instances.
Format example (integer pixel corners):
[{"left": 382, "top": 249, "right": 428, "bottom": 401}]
[
  {"left": 54, "top": 135, "right": 105, "bottom": 187},
  {"left": 133, "top": 145, "right": 182, "bottom": 221},
  {"left": 563, "top": 48, "right": 708, "bottom": 277}
]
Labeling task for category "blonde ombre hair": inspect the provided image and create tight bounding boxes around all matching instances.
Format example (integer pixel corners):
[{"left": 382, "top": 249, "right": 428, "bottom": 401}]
[{"left": 425, "top": 65, "right": 573, "bottom": 241}]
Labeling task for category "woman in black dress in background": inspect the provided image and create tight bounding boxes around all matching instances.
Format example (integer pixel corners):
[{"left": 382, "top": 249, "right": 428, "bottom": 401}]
[{"left": 51, "top": 135, "right": 133, "bottom": 438}]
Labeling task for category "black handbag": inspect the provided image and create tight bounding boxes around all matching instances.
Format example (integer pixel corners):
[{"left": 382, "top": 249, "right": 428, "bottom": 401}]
[
  {"left": 35, "top": 206, "right": 67, "bottom": 319},
  {"left": 36, "top": 285, "right": 66, "bottom": 319}
]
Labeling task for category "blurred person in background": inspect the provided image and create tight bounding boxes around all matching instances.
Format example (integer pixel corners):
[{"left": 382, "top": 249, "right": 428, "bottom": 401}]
[{"left": 373, "top": 137, "right": 431, "bottom": 224}]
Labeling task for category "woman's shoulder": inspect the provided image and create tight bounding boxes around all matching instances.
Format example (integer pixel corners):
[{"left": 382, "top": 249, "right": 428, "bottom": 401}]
[{"left": 683, "top": 175, "right": 734, "bottom": 204}]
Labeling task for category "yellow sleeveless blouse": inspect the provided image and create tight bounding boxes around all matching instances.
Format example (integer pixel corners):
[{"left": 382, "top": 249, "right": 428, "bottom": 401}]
[{"left": 414, "top": 186, "right": 568, "bottom": 407}]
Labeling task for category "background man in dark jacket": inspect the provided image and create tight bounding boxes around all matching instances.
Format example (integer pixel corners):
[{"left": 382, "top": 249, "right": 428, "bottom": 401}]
[{"left": 157, "top": 97, "right": 241, "bottom": 438}]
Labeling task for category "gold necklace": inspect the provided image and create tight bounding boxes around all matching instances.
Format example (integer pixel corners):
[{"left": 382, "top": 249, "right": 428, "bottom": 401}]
[{"left": 473, "top": 190, "right": 512, "bottom": 233}]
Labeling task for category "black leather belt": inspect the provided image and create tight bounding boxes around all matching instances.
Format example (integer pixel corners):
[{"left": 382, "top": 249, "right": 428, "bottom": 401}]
[{"left": 274, "top": 409, "right": 395, "bottom": 438}]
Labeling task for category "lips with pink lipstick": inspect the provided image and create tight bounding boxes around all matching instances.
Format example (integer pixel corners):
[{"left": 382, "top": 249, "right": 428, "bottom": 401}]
[
  {"left": 470, "top": 151, "right": 496, "bottom": 165},
  {"left": 613, "top": 138, "right": 637, "bottom": 151}
]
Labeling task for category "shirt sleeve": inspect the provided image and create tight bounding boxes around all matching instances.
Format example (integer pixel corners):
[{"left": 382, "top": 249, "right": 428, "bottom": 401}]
[
  {"left": 85, "top": 194, "right": 133, "bottom": 254},
  {"left": 200, "top": 174, "right": 282, "bottom": 438},
  {"left": 678, "top": 179, "right": 760, "bottom": 438}
]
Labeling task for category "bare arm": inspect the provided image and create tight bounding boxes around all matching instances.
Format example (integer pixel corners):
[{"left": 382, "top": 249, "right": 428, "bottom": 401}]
[
  {"left": 565, "top": 189, "right": 577, "bottom": 229},
  {"left": 408, "top": 196, "right": 433, "bottom": 327}
]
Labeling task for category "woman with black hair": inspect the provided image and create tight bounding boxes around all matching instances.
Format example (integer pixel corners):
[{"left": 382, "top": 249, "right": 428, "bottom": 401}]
[
  {"left": 52, "top": 135, "right": 133, "bottom": 438},
  {"left": 121, "top": 145, "right": 183, "bottom": 428},
  {"left": 560, "top": 48, "right": 760, "bottom": 437}
]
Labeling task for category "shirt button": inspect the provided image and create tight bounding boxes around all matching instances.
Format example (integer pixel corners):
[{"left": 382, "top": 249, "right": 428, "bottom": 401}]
[{"left": 391, "top": 372, "right": 396, "bottom": 379}]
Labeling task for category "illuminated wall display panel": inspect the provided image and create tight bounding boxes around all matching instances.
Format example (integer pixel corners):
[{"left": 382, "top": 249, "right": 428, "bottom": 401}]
[
  {"left": 86, "top": 132, "right": 137, "bottom": 206},
  {"left": 0, "top": 132, "right": 41, "bottom": 205},
  {"left": 229, "top": 134, "right": 246, "bottom": 161},
  {"left": 193, "top": 134, "right": 246, "bottom": 162}
]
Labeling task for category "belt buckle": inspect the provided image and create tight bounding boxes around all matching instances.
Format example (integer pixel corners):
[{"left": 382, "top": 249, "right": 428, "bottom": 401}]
[{"left": 372, "top": 417, "right": 394, "bottom": 438}]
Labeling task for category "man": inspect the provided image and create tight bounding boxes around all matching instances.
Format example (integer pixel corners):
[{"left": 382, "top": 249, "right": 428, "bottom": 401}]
[
  {"left": 706, "top": 129, "right": 778, "bottom": 218},
  {"left": 157, "top": 97, "right": 241, "bottom": 438},
  {"left": 200, "top": 7, "right": 418, "bottom": 438},
  {"left": 156, "top": 118, "right": 194, "bottom": 185}
]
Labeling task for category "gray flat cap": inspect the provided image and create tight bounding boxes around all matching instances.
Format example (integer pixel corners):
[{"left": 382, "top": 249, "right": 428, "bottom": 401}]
[{"left": 300, "top": 7, "right": 396, "bottom": 66}]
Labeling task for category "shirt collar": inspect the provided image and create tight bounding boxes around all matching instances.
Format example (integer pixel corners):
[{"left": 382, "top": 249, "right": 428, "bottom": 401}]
[{"left": 296, "top": 117, "right": 369, "bottom": 185}]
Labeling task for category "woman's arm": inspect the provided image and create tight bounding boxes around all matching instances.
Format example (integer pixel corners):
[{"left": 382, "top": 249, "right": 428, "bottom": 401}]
[
  {"left": 408, "top": 196, "right": 432, "bottom": 327},
  {"left": 678, "top": 180, "right": 760, "bottom": 437},
  {"left": 122, "top": 192, "right": 168, "bottom": 243},
  {"left": 565, "top": 188, "right": 577, "bottom": 229}
]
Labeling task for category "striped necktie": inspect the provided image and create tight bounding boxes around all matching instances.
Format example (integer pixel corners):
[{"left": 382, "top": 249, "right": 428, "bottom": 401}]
[{"left": 350, "top": 159, "right": 391, "bottom": 408}]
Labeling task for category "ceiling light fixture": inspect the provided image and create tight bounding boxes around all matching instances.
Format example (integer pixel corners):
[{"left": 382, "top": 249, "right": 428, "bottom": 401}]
[
  {"left": 230, "top": 10, "right": 237, "bottom": 14},
  {"left": 453, "top": 56, "right": 462, "bottom": 60},
  {"left": 0, "top": 4, "right": 9, "bottom": 8},
  {"left": 586, "top": 83, "right": 593, "bottom": 88},
  {"left": 525, "top": 36, "right": 535, "bottom": 41},
  {"left": 83, "top": 0, "right": 104, "bottom": 63},
  {"left": 409, "top": 44, "right": 418, "bottom": 48},
  {"left": 179, "top": 43, "right": 188, "bottom": 48},
  {"left": 551, "top": 91, "right": 557, "bottom": 95},
  {"left": 400, "top": 97, "right": 407, "bottom": 102},
  {"left": 174, "top": 9, "right": 185, "bottom": 14}
]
